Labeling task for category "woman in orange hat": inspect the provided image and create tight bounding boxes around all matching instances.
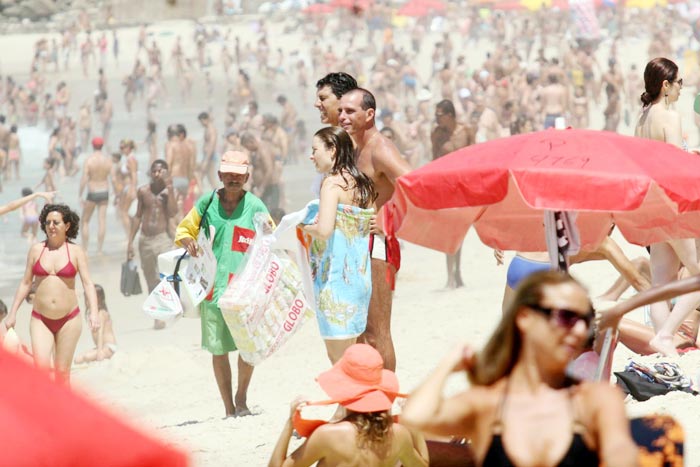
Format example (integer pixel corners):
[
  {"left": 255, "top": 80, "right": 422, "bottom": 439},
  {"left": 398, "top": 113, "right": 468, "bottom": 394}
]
[
  {"left": 268, "top": 343, "right": 428, "bottom": 467},
  {"left": 401, "top": 271, "right": 638, "bottom": 467}
]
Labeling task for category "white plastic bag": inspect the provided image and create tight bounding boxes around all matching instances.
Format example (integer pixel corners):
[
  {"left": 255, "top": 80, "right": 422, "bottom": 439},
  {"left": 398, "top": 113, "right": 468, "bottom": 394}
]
[
  {"left": 142, "top": 278, "right": 183, "bottom": 321},
  {"left": 218, "top": 212, "right": 314, "bottom": 365},
  {"left": 182, "top": 226, "right": 217, "bottom": 306}
]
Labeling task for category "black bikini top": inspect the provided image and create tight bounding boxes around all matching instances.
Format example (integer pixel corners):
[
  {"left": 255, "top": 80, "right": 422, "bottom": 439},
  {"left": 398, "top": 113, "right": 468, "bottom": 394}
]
[{"left": 481, "top": 381, "right": 600, "bottom": 467}]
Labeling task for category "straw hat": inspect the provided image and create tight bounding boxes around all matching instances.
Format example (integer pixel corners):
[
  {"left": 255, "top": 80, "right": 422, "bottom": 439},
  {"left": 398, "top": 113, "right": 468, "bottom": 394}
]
[{"left": 316, "top": 344, "right": 401, "bottom": 413}]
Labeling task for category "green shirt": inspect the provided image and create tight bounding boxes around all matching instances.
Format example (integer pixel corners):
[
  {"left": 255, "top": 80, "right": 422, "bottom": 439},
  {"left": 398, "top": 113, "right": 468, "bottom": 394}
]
[{"left": 193, "top": 191, "right": 269, "bottom": 304}]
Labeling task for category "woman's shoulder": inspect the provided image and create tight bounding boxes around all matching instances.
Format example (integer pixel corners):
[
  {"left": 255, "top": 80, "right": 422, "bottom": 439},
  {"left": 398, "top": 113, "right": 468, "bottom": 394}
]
[
  {"left": 309, "top": 420, "right": 357, "bottom": 444},
  {"left": 571, "top": 380, "right": 624, "bottom": 406}
]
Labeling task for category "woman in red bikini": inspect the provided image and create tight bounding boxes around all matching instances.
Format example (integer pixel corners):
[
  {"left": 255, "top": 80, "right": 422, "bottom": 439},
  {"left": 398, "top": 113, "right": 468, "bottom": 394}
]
[{"left": 5, "top": 203, "right": 99, "bottom": 383}]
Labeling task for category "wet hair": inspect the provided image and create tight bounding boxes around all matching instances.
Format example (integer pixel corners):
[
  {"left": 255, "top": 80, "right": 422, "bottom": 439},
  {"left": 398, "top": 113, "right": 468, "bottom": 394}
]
[
  {"left": 198, "top": 111, "right": 209, "bottom": 121},
  {"left": 276, "top": 95, "right": 287, "bottom": 104},
  {"left": 151, "top": 159, "right": 168, "bottom": 170},
  {"left": 315, "top": 72, "right": 358, "bottom": 99},
  {"left": 345, "top": 411, "right": 393, "bottom": 457},
  {"left": 167, "top": 124, "right": 177, "bottom": 139},
  {"left": 641, "top": 57, "right": 678, "bottom": 106},
  {"left": 39, "top": 203, "right": 80, "bottom": 240},
  {"left": 176, "top": 124, "right": 187, "bottom": 137},
  {"left": 469, "top": 271, "right": 589, "bottom": 386},
  {"left": 314, "top": 126, "right": 376, "bottom": 209},
  {"left": 21, "top": 187, "right": 33, "bottom": 197},
  {"left": 436, "top": 99, "right": 456, "bottom": 117}
]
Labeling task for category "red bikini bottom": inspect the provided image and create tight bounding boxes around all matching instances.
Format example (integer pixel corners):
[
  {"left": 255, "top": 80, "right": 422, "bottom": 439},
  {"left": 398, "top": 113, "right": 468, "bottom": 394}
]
[{"left": 31, "top": 307, "right": 80, "bottom": 335}]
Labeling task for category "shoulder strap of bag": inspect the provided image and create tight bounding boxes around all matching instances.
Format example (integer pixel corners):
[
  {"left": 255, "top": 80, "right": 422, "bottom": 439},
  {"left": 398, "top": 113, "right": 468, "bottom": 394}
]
[{"left": 172, "top": 190, "right": 217, "bottom": 296}]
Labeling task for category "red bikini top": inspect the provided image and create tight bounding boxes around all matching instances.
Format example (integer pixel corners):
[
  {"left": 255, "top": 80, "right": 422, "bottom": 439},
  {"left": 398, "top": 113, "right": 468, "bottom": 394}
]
[{"left": 32, "top": 242, "right": 77, "bottom": 278}]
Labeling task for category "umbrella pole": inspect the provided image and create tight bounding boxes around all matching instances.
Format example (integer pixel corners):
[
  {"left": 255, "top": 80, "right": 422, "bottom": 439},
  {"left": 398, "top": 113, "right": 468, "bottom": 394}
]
[{"left": 595, "top": 329, "right": 615, "bottom": 382}]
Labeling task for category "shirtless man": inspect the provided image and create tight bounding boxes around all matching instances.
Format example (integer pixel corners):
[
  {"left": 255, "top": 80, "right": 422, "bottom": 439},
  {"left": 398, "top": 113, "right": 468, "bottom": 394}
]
[
  {"left": 240, "top": 132, "right": 278, "bottom": 209},
  {"left": 338, "top": 88, "right": 411, "bottom": 371},
  {"left": 79, "top": 137, "right": 111, "bottom": 254},
  {"left": 261, "top": 114, "right": 288, "bottom": 163},
  {"left": 198, "top": 112, "right": 218, "bottom": 190},
  {"left": 430, "top": 100, "right": 472, "bottom": 289},
  {"left": 315, "top": 72, "right": 358, "bottom": 126},
  {"left": 539, "top": 73, "right": 569, "bottom": 129},
  {"left": 166, "top": 124, "right": 197, "bottom": 212},
  {"left": 276, "top": 95, "right": 298, "bottom": 162},
  {"left": 474, "top": 94, "right": 502, "bottom": 142},
  {"left": 127, "top": 159, "right": 177, "bottom": 330},
  {"left": 96, "top": 92, "right": 113, "bottom": 150}
]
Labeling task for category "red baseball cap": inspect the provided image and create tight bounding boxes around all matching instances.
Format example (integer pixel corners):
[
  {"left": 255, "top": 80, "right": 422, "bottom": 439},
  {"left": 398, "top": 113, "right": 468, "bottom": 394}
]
[{"left": 91, "top": 136, "right": 104, "bottom": 149}]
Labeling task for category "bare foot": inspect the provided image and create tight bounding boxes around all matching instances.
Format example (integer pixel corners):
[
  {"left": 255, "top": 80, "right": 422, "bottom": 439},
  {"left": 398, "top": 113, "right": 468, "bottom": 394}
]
[
  {"left": 649, "top": 334, "right": 679, "bottom": 358},
  {"left": 234, "top": 396, "right": 252, "bottom": 416},
  {"left": 153, "top": 320, "right": 166, "bottom": 330}
]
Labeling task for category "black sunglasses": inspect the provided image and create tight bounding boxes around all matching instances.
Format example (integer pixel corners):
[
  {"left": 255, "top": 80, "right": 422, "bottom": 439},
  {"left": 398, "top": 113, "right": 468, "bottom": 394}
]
[{"left": 529, "top": 304, "right": 594, "bottom": 329}]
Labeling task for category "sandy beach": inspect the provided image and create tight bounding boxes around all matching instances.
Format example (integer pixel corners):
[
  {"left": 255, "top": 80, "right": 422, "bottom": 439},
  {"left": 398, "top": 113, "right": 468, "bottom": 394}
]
[{"left": 0, "top": 8, "right": 698, "bottom": 466}]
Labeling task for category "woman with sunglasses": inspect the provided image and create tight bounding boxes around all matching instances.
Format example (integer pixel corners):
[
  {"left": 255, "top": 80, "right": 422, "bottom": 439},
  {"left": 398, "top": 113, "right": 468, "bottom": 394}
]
[
  {"left": 5, "top": 204, "right": 100, "bottom": 383},
  {"left": 635, "top": 57, "right": 700, "bottom": 357},
  {"left": 401, "top": 271, "right": 638, "bottom": 467}
]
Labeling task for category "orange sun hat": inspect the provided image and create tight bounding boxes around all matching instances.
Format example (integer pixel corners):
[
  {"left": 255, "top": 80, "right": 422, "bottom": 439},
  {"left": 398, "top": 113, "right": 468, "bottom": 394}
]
[{"left": 316, "top": 343, "right": 404, "bottom": 413}]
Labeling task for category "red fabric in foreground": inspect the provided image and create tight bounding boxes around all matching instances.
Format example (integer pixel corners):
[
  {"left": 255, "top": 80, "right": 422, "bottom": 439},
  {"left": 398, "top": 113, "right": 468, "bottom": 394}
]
[{"left": 0, "top": 347, "right": 188, "bottom": 467}]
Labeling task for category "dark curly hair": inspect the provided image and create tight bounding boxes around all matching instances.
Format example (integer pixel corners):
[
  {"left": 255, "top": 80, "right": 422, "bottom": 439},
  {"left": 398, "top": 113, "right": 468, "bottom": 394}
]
[{"left": 39, "top": 203, "right": 80, "bottom": 240}]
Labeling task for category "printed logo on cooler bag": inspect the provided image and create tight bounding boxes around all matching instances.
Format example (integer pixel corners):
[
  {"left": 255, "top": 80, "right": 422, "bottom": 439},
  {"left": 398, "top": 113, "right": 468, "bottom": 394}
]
[{"left": 232, "top": 226, "right": 255, "bottom": 252}]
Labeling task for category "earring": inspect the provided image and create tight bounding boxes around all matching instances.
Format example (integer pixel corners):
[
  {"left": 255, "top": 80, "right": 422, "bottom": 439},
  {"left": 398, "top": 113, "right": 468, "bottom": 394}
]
[{"left": 664, "top": 93, "right": 669, "bottom": 108}]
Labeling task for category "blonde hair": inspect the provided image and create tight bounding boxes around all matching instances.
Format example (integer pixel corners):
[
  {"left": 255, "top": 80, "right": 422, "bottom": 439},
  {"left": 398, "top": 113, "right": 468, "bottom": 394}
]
[{"left": 345, "top": 410, "right": 393, "bottom": 458}]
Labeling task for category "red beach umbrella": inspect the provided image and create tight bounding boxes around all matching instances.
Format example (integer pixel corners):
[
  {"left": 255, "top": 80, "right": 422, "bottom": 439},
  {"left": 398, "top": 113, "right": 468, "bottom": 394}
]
[
  {"left": 397, "top": 0, "right": 446, "bottom": 16},
  {"left": 302, "top": 3, "right": 335, "bottom": 13},
  {"left": 389, "top": 128, "right": 700, "bottom": 254},
  {"left": 0, "top": 348, "right": 188, "bottom": 467},
  {"left": 330, "top": 0, "right": 373, "bottom": 10}
]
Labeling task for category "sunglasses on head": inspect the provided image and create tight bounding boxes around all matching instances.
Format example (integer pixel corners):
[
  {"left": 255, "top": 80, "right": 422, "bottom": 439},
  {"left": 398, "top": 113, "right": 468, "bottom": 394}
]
[{"left": 529, "top": 304, "right": 594, "bottom": 329}]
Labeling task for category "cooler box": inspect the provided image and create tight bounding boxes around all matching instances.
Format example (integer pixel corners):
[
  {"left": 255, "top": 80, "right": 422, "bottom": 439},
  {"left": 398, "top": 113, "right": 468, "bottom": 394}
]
[{"left": 157, "top": 249, "right": 198, "bottom": 318}]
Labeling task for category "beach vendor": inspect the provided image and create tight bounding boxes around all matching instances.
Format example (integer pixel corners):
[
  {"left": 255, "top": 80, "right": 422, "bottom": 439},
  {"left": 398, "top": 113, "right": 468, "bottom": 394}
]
[
  {"left": 175, "top": 150, "right": 269, "bottom": 417},
  {"left": 268, "top": 343, "right": 429, "bottom": 467},
  {"left": 302, "top": 126, "right": 376, "bottom": 364}
]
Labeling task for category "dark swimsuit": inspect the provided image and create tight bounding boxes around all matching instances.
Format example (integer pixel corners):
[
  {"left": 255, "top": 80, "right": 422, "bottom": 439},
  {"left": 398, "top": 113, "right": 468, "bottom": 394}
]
[
  {"left": 482, "top": 382, "right": 600, "bottom": 467},
  {"left": 31, "top": 242, "right": 80, "bottom": 335}
]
